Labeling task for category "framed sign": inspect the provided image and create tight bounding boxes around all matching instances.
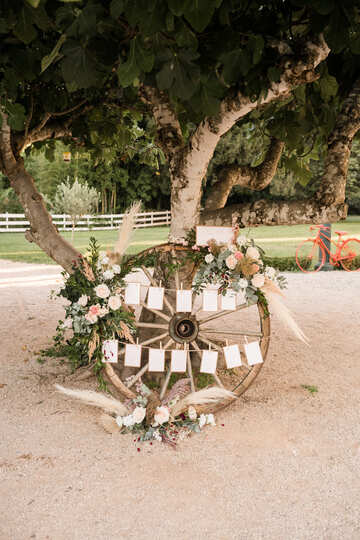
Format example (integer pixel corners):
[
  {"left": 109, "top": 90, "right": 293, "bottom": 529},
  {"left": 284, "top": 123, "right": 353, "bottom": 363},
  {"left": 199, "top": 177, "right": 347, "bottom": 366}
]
[{"left": 196, "top": 226, "right": 233, "bottom": 246}]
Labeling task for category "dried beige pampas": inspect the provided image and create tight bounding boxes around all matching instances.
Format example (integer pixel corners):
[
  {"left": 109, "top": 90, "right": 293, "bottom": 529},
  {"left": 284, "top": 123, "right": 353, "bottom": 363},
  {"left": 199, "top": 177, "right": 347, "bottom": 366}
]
[
  {"left": 171, "top": 387, "right": 235, "bottom": 418},
  {"left": 113, "top": 200, "right": 142, "bottom": 259},
  {"left": 98, "top": 413, "right": 121, "bottom": 434},
  {"left": 55, "top": 385, "right": 129, "bottom": 416}
]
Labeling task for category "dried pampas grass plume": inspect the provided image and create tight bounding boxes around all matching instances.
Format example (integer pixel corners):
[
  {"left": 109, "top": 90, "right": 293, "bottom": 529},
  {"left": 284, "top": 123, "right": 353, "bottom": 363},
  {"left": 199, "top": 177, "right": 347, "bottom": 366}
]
[
  {"left": 171, "top": 387, "right": 235, "bottom": 417},
  {"left": 98, "top": 413, "right": 121, "bottom": 434},
  {"left": 113, "top": 200, "right": 142, "bottom": 260},
  {"left": 55, "top": 385, "right": 130, "bottom": 416}
]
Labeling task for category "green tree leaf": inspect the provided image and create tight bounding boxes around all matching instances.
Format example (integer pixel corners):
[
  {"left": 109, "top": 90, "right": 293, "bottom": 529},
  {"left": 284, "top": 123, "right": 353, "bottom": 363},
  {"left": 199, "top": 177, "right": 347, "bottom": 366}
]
[
  {"left": 13, "top": 8, "right": 37, "bottom": 44},
  {"left": 6, "top": 102, "right": 26, "bottom": 131},
  {"left": 41, "top": 34, "right": 67, "bottom": 73},
  {"left": 318, "top": 73, "right": 338, "bottom": 102},
  {"left": 110, "top": 0, "right": 124, "bottom": 18},
  {"left": 61, "top": 40, "right": 103, "bottom": 89}
]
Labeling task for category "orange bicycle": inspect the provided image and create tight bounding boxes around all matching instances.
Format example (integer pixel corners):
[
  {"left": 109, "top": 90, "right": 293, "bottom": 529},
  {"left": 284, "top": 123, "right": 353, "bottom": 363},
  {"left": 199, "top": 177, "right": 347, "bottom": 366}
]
[{"left": 296, "top": 225, "right": 360, "bottom": 273}]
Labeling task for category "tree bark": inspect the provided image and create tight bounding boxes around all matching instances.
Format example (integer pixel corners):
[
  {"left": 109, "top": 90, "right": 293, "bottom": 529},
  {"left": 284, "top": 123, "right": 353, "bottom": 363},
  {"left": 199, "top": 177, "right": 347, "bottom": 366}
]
[
  {"left": 0, "top": 113, "right": 81, "bottom": 272},
  {"left": 166, "top": 34, "right": 330, "bottom": 239},
  {"left": 204, "top": 138, "right": 285, "bottom": 210}
]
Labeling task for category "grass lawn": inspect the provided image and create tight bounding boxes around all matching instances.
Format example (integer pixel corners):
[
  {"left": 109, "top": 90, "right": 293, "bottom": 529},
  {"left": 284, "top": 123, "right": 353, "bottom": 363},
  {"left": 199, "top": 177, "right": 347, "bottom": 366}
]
[{"left": 0, "top": 217, "right": 359, "bottom": 265}]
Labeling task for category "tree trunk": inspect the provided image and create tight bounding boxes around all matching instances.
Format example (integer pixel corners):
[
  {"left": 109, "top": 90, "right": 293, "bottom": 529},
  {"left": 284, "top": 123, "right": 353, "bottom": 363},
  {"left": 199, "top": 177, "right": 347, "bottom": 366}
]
[{"left": 0, "top": 113, "right": 81, "bottom": 273}]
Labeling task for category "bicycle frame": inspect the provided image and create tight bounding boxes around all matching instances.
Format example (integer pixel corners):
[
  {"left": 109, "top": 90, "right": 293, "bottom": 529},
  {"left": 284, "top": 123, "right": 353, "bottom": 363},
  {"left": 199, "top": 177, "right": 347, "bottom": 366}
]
[{"left": 313, "top": 230, "right": 348, "bottom": 266}]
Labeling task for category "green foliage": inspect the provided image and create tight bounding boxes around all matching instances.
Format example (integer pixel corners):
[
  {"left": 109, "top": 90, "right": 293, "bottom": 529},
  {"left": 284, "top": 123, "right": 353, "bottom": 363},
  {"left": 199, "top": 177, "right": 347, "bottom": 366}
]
[
  {"left": 301, "top": 384, "right": 319, "bottom": 395},
  {"left": 53, "top": 179, "right": 98, "bottom": 227}
]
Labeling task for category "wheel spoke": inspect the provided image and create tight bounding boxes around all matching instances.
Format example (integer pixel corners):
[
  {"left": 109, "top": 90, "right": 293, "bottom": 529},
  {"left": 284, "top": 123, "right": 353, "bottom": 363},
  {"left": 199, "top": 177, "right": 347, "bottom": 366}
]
[
  {"left": 140, "top": 302, "right": 170, "bottom": 322},
  {"left": 191, "top": 340, "right": 223, "bottom": 388},
  {"left": 198, "top": 301, "right": 252, "bottom": 325},
  {"left": 127, "top": 362, "right": 149, "bottom": 388},
  {"left": 197, "top": 333, "right": 223, "bottom": 353},
  {"left": 201, "top": 329, "right": 263, "bottom": 338},
  {"left": 138, "top": 331, "right": 169, "bottom": 347},
  {"left": 160, "top": 368, "right": 172, "bottom": 400},
  {"left": 186, "top": 343, "right": 196, "bottom": 393},
  {"left": 171, "top": 249, "right": 180, "bottom": 290},
  {"left": 136, "top": 322, "right": 169, "bottom": 330}
]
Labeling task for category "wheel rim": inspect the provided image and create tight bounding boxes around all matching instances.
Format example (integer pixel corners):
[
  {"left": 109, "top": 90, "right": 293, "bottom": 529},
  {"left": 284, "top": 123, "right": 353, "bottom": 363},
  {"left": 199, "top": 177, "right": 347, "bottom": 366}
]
[
  {"left": 340, "top": 239, "right": 360, "bottom": 271},
  {"left": 296, "top": 239, "right": 324, "bottom": 272},
  {"left": 116, "top": 244, "right": 271, "bottom": 412}
]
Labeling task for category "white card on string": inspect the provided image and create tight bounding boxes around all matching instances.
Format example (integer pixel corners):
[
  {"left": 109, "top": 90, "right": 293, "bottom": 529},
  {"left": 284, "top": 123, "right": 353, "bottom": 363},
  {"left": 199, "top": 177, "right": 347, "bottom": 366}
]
[
  {"left": 220, "top": 289, "right": 237, "bottom": 310},
  {"left": 171, "top": 349, "right": 187, "bottom": 373},
  {"left": 102, "top": 340, "right": 118, "bottom": 363},
  {"left": 147, "top": 286, "right": 164, "bottom": 310},
  {"left": 237, "top": 290, "right": 246, "bottom": 305},
  {"left": 176, "top": 289, "right": 192, "bottom": 312},
  {"left": 244, "top": 341, "right": 263, "bottom": 366},
  {"left": 202, "top": 289, "right": 218, "bottom": 311},
  {"left": 148, "top": 348, "right": 165, "bottom": 372},
  {"left": 124, "top": 344, "right": 141, "bottom": 368},
  {"left": 200, "top": 350, "right": 218, "bottom": 374},
  {"left": 223, "top": 344, "right": 242, "bottom": 369},
  {"left": 124, "top": 282, "right": 140, "bottom": 305}
]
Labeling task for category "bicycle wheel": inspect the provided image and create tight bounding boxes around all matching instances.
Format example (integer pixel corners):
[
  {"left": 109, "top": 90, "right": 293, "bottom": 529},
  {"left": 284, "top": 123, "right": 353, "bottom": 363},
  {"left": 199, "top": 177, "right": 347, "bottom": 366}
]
[
  {"left": 340, "top": 239, "right": 360, "bottom": 271},
  {"left": 296, "top": 239, "right": 325, "bottom": 272}
]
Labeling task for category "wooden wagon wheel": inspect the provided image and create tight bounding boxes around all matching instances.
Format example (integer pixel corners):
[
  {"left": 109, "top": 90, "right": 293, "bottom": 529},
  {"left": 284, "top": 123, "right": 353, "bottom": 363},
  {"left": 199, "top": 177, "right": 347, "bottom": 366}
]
[{"left": 111, "top": 243, "right": 270, "bottom": 413}]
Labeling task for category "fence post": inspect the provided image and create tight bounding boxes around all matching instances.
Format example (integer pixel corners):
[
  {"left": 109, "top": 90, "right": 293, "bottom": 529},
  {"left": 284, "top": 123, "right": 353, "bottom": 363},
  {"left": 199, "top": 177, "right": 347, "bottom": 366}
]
[{"left": 63, "top": 214, "right": 66, "bottom": 231}]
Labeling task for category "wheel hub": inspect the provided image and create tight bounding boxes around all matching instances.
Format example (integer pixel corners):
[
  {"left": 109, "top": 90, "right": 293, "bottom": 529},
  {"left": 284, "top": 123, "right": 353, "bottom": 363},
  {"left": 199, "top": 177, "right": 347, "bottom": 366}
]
[{"left": 169, "top": 314, "right": 199, "bottom": 344}]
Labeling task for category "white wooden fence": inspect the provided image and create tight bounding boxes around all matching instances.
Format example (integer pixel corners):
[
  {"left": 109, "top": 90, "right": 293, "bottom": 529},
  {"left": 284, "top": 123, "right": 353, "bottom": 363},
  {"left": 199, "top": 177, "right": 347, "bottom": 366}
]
[{"left": 0, "top": 210, "right": 171, "bottom": 233}]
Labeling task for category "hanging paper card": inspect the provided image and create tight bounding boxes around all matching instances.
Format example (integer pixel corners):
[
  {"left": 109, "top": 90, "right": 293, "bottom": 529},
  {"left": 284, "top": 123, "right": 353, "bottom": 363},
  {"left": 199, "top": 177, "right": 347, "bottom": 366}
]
[
  {"left": 220, "top": 289, "right": 237, "bottom": 310},
  {"left": 124, "top": 282, "right": 140, "bottom": 305},
  {"left": 170, "top": 349, "right": 187, "bottom": 373},
  {"left": 196, "top": 226, "right": 233, "bottom": 246},
  {"left": 176, "top": 290, "right": 192, "bottom": 312},
  {"left": 102, "top": 339, "right": 118, "bottom": 363},
  {"left": 203, "top": 289, "right": 218, "bottom": 311},
  {"left": 237, "top": 290, "right": 246, "bottom": 305},
  {"left": 147, "top": 286, "right": 164, "bottom": 310},
  {"left": 148, "top": 348, "right": 165, "bottom": 372},
  {"left": 244, "top": 341, "right": 263, "bottom": 366},
  {"left": 223, "top": 344, "right": 242, "bottom": 369},
  {"left": 200, "top": 350, "right": 218, "bottom": 374},
  {"left": 124, "top": 344, "right": 141, "bottom": 368}
]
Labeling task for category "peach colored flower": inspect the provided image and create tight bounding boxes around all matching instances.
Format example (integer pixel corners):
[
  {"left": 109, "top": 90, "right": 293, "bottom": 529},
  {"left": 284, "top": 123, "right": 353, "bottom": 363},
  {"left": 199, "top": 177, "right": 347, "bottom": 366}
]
[
  {"left": 234, "top": 251, "right": 243, "bottom": 260},
  {"left": 153, "top": 406, "right": 170, "bottom": 425},
  {"left": 246, "top": 246, "right": 260, "bottom": 260},
  {"left": 85, "top": 312, "right": 98, "bottom": 324},
  {"left": 249, "top": 263, "right": 260, "bottom": 275},
  {"left": 251, "top": 273, "right": 265, "bottom": 288},
  {"left": 225, "top": 254, "right": 237, "bottom": 270},
  {"left": 108, "top": 295, "right": 122, "bottom": 310},
  {"left": 95, "top": 283, "right": 110, "bottom": 299},
  {"left": 89, "top": 304, "right": 101, "bottom": 316}
]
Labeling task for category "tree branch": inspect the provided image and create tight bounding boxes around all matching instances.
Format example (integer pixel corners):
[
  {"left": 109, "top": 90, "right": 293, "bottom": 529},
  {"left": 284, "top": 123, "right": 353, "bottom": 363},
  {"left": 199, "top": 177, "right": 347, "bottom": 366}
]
[
  {"left": 139, "top": 85, "right": 183, "bottom": 157},
  {"left": 15, "top": 121, "right": 73, "bottom": 153},
  {"left": 204, "top": 138, "right": 284, "bottom": 210}
]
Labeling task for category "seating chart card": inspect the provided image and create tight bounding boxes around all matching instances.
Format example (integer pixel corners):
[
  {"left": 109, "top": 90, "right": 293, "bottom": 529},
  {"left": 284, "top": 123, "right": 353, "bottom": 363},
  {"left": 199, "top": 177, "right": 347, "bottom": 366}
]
[
  {"left": 124, "top": 343, "right": 142, "bottom": 368},
  {"left": 202, "top": 289, "right": 218, "bottom": 311},
  {"left": 223, "top": 344, "right": 242, "bottom": 369},
  {"left": 220, "top": 289, "right": 237, "bottom": 310},
  {"left": 102, "top": 339, "right": 118, "bottom": 363},
  {"left": 170, "top": 349, "right": 187, "bottom": 373},
  {"left": 244, "top": 341, "right": 263, "bottom": 366},
  {"left": 176, "top": 289, "right": 192, "bottom": 312},
  {"left": 147, "top": 286, "right": 164, "bottom": 310},
  {"left": 124, "top": 282, "right": 141, "bottom": 305},
  {"left": 148, "top": 348, "right": 165, "bottom": 372},
  {"left": 200, "top": 350, "right": 218, "bottom": 374},
  {"left": 196, "top": 226, "right": 233, "bottom": 246}
]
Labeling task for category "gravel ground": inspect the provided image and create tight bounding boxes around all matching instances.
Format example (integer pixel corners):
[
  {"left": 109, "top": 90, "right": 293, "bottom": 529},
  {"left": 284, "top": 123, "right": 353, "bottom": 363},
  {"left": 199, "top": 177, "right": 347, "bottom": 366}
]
[{"left": 0, "top": 260, "right": 359, "bottom": 540}]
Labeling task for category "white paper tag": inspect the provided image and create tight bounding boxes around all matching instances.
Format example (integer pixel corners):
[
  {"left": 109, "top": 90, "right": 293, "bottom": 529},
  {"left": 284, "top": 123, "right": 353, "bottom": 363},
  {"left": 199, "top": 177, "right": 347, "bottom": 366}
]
[
  {"left": 196, "top": 226, "right": 233, "bottom": 246},
  {"left": 244, "top": 341, "right": 263, "bottom": 366},
  {"left": 124, "top": 344, "right": 142, "bottom": 368},
  {"left": 176, "top": 289, "right": 192, "bottom": 312},
  {"left": 200, "top": 350, "right": 218, "bottom": 374},
  {"left": 223, "top": 344, "right": 242, "bottom": 369},
  {"left": 147, "top": 286, "right": 164, "bottom": 310},
  {"left": 102, "top": 339, "right": 118, "bottom": 363},
  {"left": 220, "top": 289, "right": 237, "bottom": 310},
  {"left": 237, "top": 290, "right": 246, "bottom": 305},
  {"left": 124, "top": 282, "right": 141, "bottom": 305},
  {"left": 202, "top": 289, "right": 218, "bottom": 311},
  {"left": 148, "top": 348, "right": 165, "bottom": 372},
  {"left": 170, "top": 349, "right": 187, "bottom": 373}
]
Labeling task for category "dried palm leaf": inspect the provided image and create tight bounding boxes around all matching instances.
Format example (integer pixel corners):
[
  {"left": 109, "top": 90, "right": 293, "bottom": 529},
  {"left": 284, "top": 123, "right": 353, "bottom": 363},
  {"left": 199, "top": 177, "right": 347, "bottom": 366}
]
[
  {"left": 81, "top": 258, "right": 95, "bottom": 282},
  {"left": 162, "top": 378, "right": 191, "bottom": 406},
  {"left": 88, "top": 330, "right": 99, "bottom": 360},
  {"left": 55, "top": 384, "right": 130, "bottom": 416},
  {"left": 171, "top": 387, "right": 235, "bottom": 418},
  {"left": 98, "top": 413, "right": 121, "bottom": 434},
  {"left": 117, "top": 320, "right": 135, "bottom": 343},
  {"left": 113, "top": 200, "right": 142, "bottom": 259}
]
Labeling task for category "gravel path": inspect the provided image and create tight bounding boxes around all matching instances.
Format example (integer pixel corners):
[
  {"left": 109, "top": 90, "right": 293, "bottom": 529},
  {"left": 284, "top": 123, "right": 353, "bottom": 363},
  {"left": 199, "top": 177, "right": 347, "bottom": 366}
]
[{"left": 0, "top": 260, "right": 359, "bottom": 540}]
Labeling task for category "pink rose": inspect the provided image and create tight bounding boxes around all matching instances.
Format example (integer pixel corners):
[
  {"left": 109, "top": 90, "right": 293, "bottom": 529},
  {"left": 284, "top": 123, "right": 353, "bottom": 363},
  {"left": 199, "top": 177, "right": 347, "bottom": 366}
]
[
  {"left": 225, "top": 254, "right": 237, "bottom": 270},
  {"left": 85, "top": 312, "right": 98, "bottom": 324},
  {"left": 89, "top": 304, "right": 101, "bottom": 316},
  {"left": 234, "top": 251, "right": 243, "bottom": 260}
]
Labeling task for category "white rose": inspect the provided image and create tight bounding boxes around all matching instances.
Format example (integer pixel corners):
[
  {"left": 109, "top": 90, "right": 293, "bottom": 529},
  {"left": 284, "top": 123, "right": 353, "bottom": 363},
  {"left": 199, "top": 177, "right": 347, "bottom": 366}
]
[
  {"left": 95, "top": 283, "right": 110, "bottom": 299},
  {"left": 246, "top": 246, "right": 260, "bottom": 260},
  {"left": 98, "top": 306, "right": 109, "bottom": 318},
  {"left": 115, "top": 416, "right": 123, "bottom": 428},
  {"left": 205, "top": 253, "right": 214, "bottom": 264},
  {"left": 153, "top": 406, "right": 170, "bottom": 426},
  {"left": 237, "top": 235, "right": 247, "bottom": 247},
  {"left": 153, "top": 430, "right": 162, "bottom": 442},
  {"left": 112, "top": 264, "right": 121, "bottom": 274},
  {"left": 99, "top": 252, "right": 109, "bottom": 265},
  {"left": 238, "top": 278, "right": 248, "bottom": 289},
  {"left": 132, "top": 407, "right": 146, "bottom": 424},
  {"left": 122, "top": 414, "right": 135, "bottom": 427},
  {"left": 63, "top": 317, "right": 73, "bottom": 329},
  {"left": 85, "top": 312, "right": 98, "bottom": 324},
  {"left": 225, "top": 254, "right": 237, "bottom": 270},
  {"left": 228, "top": 243, "right": 237, "bottom": 253},
  {"left": 251, "top": 273, "right": 265, "bottom": 288},
  {"left": 188, "top": 406, "right": 197, "bottom": 421},
  {"left": 108, "top": 295, "right": 122, "bottom": 310},
  {"left": 198, "top": 414, "right": 207, "bottom": 429},
  {"left": 265, "top": 266, "right": 276, "bottom": 280},
  {"left": 77, "top": 294, "right": 88, "bottom": 307},
  {"left": 103, "top": 270, "right": 114, "bottom": 281},
  {"left": 206, "top": 413, "right": 216, "bottom": 426}
]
